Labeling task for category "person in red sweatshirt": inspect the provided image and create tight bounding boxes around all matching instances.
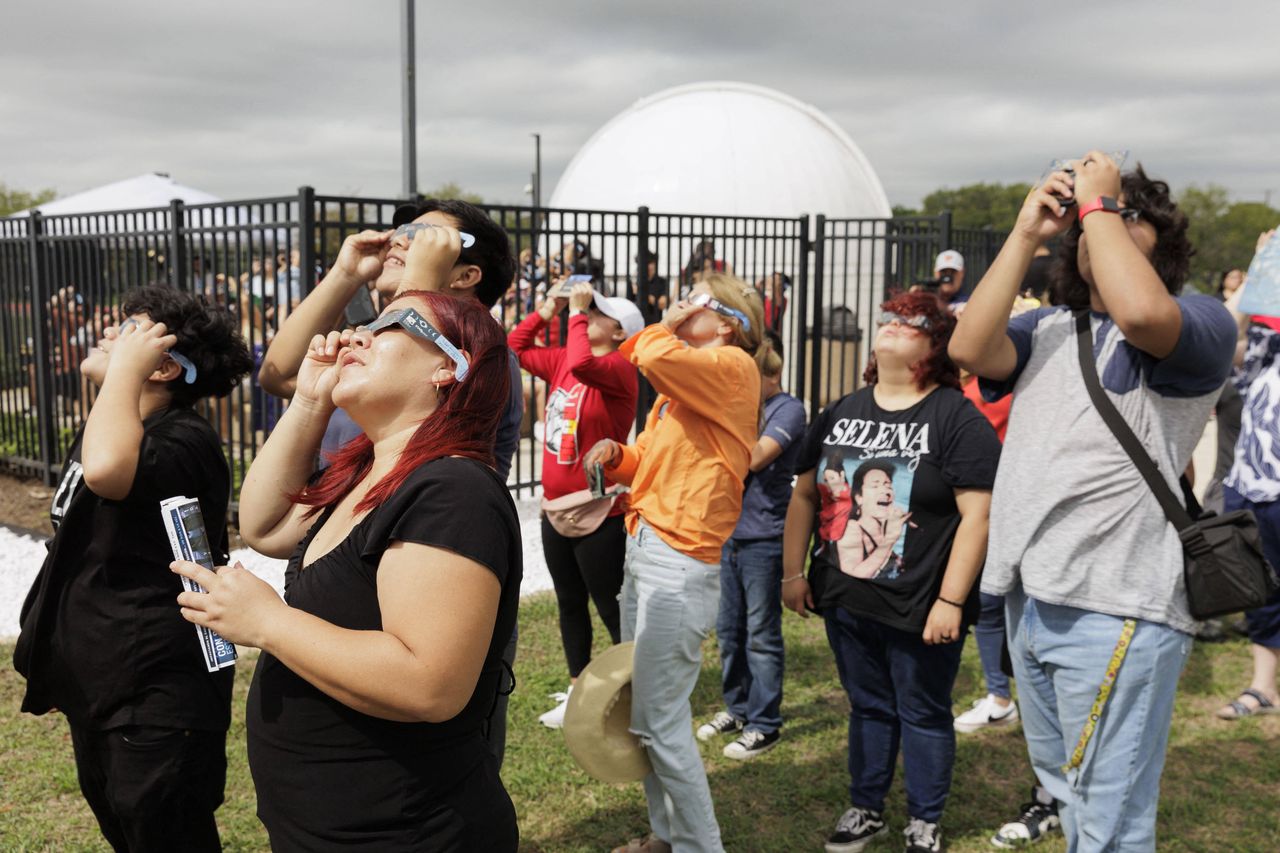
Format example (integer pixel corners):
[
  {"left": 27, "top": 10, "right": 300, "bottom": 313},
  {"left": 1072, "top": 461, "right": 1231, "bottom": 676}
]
[{"left": 508, "top": 278, "right": 642, "bottom": 728}]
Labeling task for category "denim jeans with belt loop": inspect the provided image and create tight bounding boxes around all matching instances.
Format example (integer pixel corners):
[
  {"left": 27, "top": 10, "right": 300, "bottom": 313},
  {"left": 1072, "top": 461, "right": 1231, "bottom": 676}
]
[
  {"left": 1005, "top": 587, "right": 1192, "bottom": 852},
  {"left": 621, "top": 520, "right": 724, "bottom": 853},
  {"left": 717, "top": 537, "right": 786, "bottom": 734}
]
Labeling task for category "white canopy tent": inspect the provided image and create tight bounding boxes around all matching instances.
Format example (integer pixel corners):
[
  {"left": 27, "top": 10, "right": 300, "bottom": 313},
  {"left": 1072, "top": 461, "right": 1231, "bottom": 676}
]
[
  {"left": 6, "top": 172, "right": 290, "bottom": 248},
  {"left": 9, "top": 172, "right": 223, "bottom": 219}
]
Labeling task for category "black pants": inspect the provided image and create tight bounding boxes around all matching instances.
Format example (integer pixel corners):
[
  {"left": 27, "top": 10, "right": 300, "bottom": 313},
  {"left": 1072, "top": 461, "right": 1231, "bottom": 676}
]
[
  {"left": 541, "top": 513, "right": 626, "bottom": 677},
  {"left": 69, "top": 722, "right": 226, "bottom": 853}
]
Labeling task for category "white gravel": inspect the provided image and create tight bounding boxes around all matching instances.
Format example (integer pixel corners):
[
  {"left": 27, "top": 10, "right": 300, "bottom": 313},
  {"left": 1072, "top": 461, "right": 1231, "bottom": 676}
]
[{"left": 0, "top": 496, "right": 552, "bottom": 640}]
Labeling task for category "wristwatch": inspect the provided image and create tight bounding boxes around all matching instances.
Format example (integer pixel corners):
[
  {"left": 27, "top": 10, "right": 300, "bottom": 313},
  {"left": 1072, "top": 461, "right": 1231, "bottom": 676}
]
[{"left": 1078, "top": 196, "right": 1120, "bottom": 222}]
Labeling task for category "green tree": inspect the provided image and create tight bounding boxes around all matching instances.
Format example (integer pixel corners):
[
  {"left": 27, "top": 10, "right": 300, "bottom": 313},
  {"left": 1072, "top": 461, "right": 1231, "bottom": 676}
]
[
  {"left": 920, "top": 182, "right": 1032, "bottom": 231},
  {"left": 0, "top": 181, "right": 56, "bottom": 217},
  {"left": 1179, "top": 184, "right": 1280, "bottom": 291},
  {"left": 422, "top": 182, "right": 483, "bottom": 204}
]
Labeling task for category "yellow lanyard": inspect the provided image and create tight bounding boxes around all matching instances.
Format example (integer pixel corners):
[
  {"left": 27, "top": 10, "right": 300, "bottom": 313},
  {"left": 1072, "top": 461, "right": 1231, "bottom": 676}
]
[{"left": 1062, "top": 618, "right": 1137, "bottom": 774}]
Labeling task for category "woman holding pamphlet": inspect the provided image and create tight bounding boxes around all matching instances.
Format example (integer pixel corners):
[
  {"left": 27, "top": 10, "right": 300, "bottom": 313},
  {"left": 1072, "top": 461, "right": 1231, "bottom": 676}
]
[{"left": 173, "top": 227, "right": 521, "bottom": 852}]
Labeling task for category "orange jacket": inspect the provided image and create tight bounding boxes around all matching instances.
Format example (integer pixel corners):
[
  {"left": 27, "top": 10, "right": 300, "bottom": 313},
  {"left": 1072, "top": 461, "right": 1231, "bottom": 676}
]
[{"left": 605, "top": 325, "right": 761, "bottom": 562}]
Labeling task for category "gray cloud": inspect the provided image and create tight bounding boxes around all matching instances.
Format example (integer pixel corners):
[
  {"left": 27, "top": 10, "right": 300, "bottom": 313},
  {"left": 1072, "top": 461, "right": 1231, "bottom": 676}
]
[{"left": 3, "top": 0, "right": 1278, "bottom": 211}]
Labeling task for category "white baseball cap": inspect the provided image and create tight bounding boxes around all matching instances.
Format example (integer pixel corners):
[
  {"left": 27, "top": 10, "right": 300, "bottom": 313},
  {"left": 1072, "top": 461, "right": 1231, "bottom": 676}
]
[
  {"left": 935, "top": 249, "right": 965, "bottom": 271},
  {"left": 591, "top": 293, "right": 645, "bottom": 338}
]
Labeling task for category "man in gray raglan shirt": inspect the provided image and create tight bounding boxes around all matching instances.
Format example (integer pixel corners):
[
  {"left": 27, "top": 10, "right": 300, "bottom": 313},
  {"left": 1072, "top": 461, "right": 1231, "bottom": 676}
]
[
  {"left": 950, "top": 152, "right": 1235, "bottom": 852},
  {"left": 259, "top": 199, "right": 523, "bottom": 769}
]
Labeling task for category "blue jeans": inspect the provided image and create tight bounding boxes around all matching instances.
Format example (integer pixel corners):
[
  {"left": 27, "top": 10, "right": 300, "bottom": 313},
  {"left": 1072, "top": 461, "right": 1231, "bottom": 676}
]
[
  {"left": 975, "top": 592, "right": 1010, "bottom": 698},
  {"left": 717, "top": 538, "right": 785, "bottom": 734},
  {"left": 621, "top": 521, "right": 723, "bottom": 852},
  {"left": 1006, "top": 588, "right": 1192, "bottom": 852},
  {"left": 1224, "top": 486, "right": 1280, "bottom": 648},
  {"left": 823, "top": 607, "right": 964, "bottom": 823}
]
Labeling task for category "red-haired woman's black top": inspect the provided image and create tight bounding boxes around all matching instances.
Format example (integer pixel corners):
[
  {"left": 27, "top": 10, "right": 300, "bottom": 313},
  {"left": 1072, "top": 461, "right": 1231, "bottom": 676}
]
[{"left": 246, "top": 457, "right": 522, "bottom": 852}]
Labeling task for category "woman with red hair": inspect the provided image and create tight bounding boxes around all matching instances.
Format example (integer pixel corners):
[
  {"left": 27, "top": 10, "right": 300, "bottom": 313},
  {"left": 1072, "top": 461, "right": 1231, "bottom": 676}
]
[
  {"left": 172, "top": 288, "right": 520, "bottom": 851},
  {"left": 782, "top": 291, "right": 1000, "bottom": 853}
]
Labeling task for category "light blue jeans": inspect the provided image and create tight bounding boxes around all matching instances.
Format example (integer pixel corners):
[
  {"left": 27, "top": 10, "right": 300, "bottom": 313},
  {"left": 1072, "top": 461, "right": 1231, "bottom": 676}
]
[
  {"left": 1006, "top": 588, "right": 1192, "bottom": 852},
  {"left": 621, "top": 521, "right": 723, "bottom": 853}
]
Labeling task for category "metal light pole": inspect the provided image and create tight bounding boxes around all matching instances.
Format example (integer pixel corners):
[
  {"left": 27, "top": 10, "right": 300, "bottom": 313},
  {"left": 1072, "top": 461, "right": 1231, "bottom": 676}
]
[
  {"left": 530, "top": 133, "right": 543, "bottom": 265},
  {"left": 400, "top": 0, "right": 417, "bottom": 199},
  {"left": 532, "top": 133, "right": 542, "bottom": 211}
]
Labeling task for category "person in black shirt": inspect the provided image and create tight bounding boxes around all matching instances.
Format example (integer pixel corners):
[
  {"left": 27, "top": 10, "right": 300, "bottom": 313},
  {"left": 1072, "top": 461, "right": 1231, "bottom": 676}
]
[
  {"left": 782, "top": 291, "right": 999, "bottom": 853},
  {"left": 14, "top": 284, "right": 253, "bottom": 852},
  {"left": 174, "top": 233, "right": 521, "bottom": 852},
  {"left": 636, "top": 249, "right": 670, "bottom": 325}
]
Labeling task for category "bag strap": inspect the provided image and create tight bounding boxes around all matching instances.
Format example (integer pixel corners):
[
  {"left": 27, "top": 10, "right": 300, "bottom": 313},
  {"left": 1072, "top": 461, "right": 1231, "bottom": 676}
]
[{"left": 1074, "top": 311, "right": 1210, "bottom": 554}]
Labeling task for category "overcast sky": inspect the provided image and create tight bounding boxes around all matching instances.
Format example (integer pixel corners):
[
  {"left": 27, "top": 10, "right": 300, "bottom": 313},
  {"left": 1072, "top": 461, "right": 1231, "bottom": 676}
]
[{"left": 4, "top": 1, "right": 1278, "bottom": 211}]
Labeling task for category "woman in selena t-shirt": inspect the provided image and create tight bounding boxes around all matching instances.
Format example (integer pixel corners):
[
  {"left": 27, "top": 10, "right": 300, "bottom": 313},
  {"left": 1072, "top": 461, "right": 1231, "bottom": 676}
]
[
  {"left": 172, "top": 286, "right": 520, "bottom": 852},
  {"left": 782, "top": 291, "right": 1000, "bottom": 853},
  {"left": 508, "top": 276, "right": 639, "bottom": 729}
]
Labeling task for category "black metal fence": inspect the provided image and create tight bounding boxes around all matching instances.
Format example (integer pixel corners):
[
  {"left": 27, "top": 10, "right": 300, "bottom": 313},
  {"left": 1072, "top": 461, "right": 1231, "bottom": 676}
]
[{"left": 0, "top": 189, "right": 1005, "bottom": 496}]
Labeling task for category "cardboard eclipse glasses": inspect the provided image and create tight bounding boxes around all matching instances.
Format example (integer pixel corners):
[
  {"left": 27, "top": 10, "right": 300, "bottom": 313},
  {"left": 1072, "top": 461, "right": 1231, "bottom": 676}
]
[
  {"left": 117, "top": 318, "right": 198, "bottom": 383},
  {"left": 691, "top": 292, "right": 751, "bottom": 331},
  {"left": 360, "top": 308, "right": 470, "bottom": 381},
  {"left": 392, "top": 222, "right": 476, "bottom": 249}
]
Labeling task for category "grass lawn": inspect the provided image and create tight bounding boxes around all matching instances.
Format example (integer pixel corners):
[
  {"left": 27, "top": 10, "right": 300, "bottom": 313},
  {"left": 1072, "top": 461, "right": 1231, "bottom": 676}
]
[{"left": 2, "top": 593, "right": 1277, "bottom": 851}]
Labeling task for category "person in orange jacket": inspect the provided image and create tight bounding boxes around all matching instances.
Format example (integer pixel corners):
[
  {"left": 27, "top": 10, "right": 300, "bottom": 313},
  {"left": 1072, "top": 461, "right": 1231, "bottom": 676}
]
[{"left": 584, "top": 273, "right": 771, "bottom": 853}]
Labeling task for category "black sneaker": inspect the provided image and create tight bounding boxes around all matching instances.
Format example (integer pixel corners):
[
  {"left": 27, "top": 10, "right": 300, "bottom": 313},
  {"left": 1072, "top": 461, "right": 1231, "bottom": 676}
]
[
  {"left": 990, "top": 789, "right": 1060, "bottom": 848},
  {"left": 904, "top": 817, "right": 943, "bottom": 852},
  {"left": 825, "top": 806, "right": 887, "bottom": 853},
  {"left": 722, "top": 729, "right": 779, "bottom": 760},
  {"left": 695, "top": 711, "right": 742, "bottom": 742}
]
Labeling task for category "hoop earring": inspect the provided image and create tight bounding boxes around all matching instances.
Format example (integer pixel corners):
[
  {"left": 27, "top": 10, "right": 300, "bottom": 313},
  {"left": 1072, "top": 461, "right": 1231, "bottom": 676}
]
[{"left": 433, "top": 381, "right": 442, "bottom": 394}]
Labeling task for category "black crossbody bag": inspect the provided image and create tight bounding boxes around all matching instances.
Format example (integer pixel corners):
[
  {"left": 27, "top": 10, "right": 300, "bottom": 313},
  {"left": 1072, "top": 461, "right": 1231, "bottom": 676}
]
[{"left": 1075, "top": 311, "right": 1279, "bottom": 619}]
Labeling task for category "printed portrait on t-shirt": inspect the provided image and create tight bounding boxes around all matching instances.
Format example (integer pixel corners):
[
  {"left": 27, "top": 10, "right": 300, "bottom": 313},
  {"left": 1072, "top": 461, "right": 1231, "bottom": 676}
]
[
  {"left": 816, "top": 453, "right": 853, "bottom": 542},
  {"left": 815, "top": 417, "right": 926, "bottom": 583},
  {"left": 820, "top": 456, "right": 915, "bottom": 580},
  {"left": 543, "top": 383, "right": 585, "bottom": 463}
]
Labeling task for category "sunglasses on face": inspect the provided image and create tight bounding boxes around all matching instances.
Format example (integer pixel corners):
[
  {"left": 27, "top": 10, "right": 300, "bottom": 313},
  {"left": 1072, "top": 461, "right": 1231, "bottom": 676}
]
[
  {"left": 360, "top": 307, "right": 470, "bottom": 381},
  {"left": 117, "top": 318, "right": 198, "bottom": 383},
  {"left": 691, "top": 292, "right": 751, "bottom": 331},
  {"left": 392, "top": 222, "right": 476, "bottom": 249},
  {"left": 878, "top": 311, "right": 932, "bottom": 331},
  {"left": 1118, "top": 208, "right": 1144, "bottom": 224}
]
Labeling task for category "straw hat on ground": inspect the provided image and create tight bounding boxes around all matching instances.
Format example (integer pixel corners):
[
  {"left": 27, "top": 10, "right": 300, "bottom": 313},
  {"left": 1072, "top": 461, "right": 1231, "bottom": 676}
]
[{"left": 561, "top": 641, "right": 651, "bottom": 783}]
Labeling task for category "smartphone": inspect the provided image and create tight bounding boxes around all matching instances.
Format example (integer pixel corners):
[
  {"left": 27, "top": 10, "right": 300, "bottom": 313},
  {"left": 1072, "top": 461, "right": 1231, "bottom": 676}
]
[{"left": 587, "top": 461, "right": 607, "bottom": 499}]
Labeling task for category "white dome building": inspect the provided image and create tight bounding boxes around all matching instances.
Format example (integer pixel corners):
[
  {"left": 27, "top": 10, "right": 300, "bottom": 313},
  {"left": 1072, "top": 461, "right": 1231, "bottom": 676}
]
[
  {"left": 542, "top": 83, "right": 890, "bottom": 405},
  {"left": 550, "top": 81, "right": 890, "bottom": 219}
]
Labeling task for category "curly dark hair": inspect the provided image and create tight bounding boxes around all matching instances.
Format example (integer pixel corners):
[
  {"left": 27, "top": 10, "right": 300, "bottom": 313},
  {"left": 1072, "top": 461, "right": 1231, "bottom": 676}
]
[
  {"left": 863, "top": 291, "right": 960, "bottom": 390},
  {"left": 1049, "top": 165, "right": 1193, "bottom": 310},
  {"left": 121, "top": 284, "right": 253, "bottom": 407},
  {"left": 392, "top": 199, "right": 516, "bottom": 309}
]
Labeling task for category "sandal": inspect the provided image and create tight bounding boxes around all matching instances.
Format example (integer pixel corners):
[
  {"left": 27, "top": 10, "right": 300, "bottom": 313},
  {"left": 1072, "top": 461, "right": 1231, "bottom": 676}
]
[{"left": 1216, "top": 688, "right": 1280, "bottom": 720}]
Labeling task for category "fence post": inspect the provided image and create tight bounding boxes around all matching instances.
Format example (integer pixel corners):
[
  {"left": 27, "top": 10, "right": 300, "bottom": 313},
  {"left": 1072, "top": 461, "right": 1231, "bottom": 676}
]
[
  {"left": 298, "top": 186, "right": 317, "bottom": 297},
  {"left": 808, "top": 214, "right": 827, "bottom": 423},
  {"left": 939, "top": 209, "right": 953, "bottom": 252},
  {"left": 26, "top": 212, "right": 58, "bottom": 485},
  {"left": 793, "top": 214, "right": 811, "bottom": 414},
  {"left": 168, "top": 198, "right": 186, "bottom": 291},
  {"left": 634, "top": 205, "right": 653, "bottom": 435}
]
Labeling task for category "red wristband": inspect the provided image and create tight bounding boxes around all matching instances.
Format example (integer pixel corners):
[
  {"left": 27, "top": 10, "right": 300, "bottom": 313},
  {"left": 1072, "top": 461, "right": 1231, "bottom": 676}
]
[{"left": 1078, "top": 196, "right": 1120, "bottom": 222}]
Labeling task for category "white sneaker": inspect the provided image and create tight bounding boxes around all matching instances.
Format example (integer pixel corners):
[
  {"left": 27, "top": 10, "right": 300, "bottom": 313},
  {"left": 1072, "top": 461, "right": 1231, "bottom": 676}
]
[
  {"left": 954, "top": 694, "right": 1019, "bottom": 733},
  {"left": 696, "top": 711, "right": 743, "bottom": 742},
  {"left": 539, "top": 685, "right": 572, "bottom": 729}
]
